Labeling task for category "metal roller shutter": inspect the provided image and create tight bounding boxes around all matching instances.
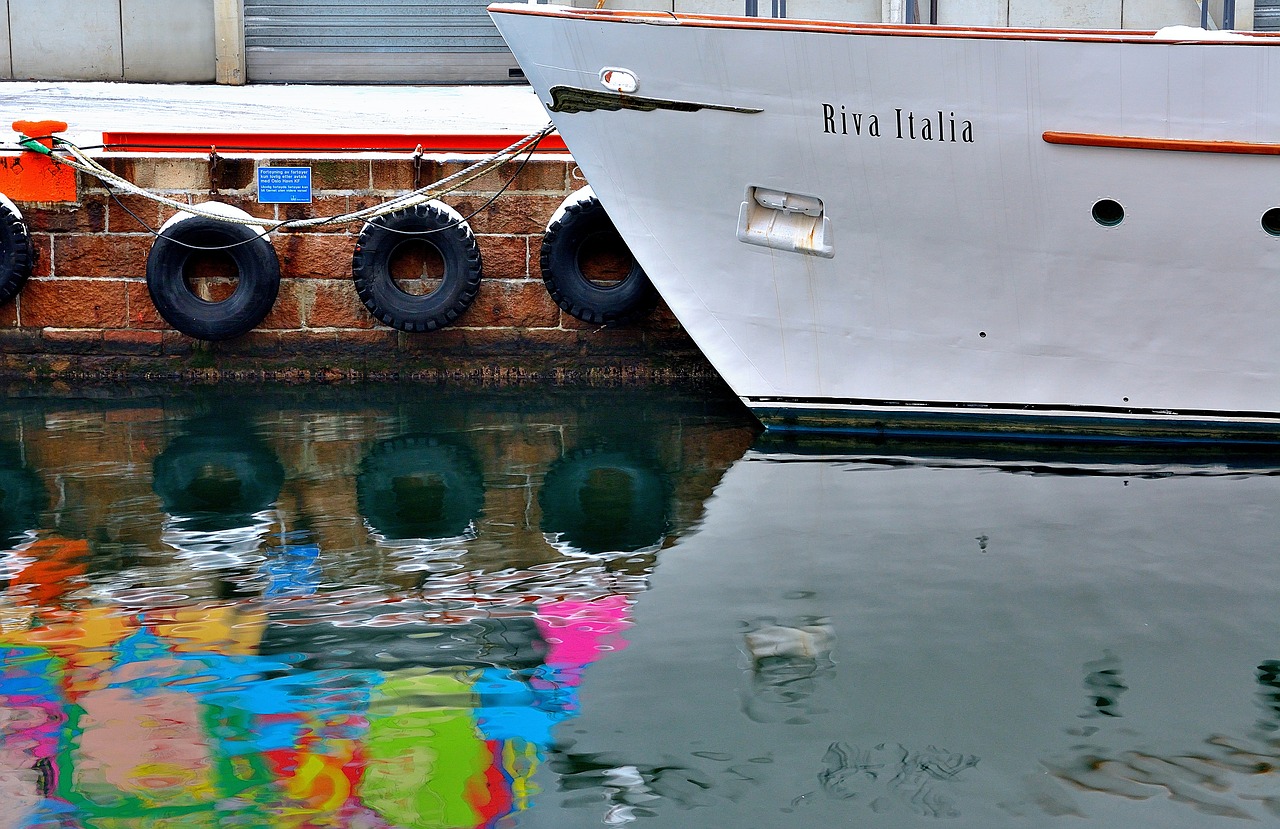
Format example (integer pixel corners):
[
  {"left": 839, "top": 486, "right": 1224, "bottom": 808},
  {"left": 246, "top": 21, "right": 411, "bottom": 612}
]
[
  {"left": 244, "top": 0, "right": 522, "bottom": 83},
  {"left": 1258, "top": 0, "right": 1280, "bottom": 30}
]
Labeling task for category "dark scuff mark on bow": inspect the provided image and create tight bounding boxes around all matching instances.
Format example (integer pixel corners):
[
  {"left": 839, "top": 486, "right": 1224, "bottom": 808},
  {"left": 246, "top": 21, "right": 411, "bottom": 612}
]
[{"left": 548, "top": 86, "right": 763, "bottom": 115}]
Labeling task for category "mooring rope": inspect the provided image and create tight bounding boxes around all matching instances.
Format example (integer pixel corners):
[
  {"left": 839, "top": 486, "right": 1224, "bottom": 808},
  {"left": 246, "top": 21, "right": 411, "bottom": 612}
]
[{"left": 12, "top": 123, "right": 557, "bottom": 233}]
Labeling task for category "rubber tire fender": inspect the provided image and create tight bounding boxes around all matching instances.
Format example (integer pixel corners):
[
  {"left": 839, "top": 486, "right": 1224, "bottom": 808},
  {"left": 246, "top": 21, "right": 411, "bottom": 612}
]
[
  {"left": 0, "top": 196, "right": 34, "bottom": 306},
  {"left": 540, "top": 194, "right": 657, "bottom": 324},
  {"left": 146, "top": 215, "right": 280, "bottom": 341},
  {"left": 352, "top": 202, "right": 483, "bottom": 332}
]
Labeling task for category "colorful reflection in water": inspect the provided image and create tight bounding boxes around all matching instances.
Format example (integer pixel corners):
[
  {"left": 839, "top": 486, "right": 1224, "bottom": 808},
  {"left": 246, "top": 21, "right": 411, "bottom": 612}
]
[
  {"left": 11, "top": 387, "right": 1280, "bottom": 828},
  {"left": 0, "top": 385, "right": 754, "bottom": 828},
  {"left": 1, "top": 598, "right": 624, "bottom": 827}
]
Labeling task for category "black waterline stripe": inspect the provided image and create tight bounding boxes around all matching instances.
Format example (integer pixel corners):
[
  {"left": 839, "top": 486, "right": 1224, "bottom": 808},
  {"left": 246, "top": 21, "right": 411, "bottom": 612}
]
[{"left": 745, "top": 396, "right": 1280, "bottom": 422}]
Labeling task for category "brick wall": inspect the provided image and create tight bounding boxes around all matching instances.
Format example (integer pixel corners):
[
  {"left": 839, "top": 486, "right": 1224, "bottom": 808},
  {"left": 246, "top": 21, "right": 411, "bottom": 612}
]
[{"left": 2, "top": 153, "right": 712, "bottom": 382}]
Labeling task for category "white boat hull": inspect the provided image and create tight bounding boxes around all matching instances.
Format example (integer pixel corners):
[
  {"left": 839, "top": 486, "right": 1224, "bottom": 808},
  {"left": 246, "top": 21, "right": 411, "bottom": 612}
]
[{"left": 490, "top": 6, "right": 1280, "bottom": 439}]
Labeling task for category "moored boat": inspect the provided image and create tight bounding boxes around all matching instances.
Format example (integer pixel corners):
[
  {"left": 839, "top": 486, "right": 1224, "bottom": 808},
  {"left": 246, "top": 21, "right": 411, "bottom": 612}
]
[{"left": 490, "top": 2, "right": 1280, "bottom": 441}]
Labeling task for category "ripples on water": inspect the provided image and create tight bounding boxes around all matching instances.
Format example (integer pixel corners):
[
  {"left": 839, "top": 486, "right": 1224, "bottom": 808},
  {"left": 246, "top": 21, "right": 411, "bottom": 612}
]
[
  {"left": 0, "top": 385, "right": 752, "bottom": 829},
  {"left": 4, "top": 386, "right": 1280, "bottom": 827}
]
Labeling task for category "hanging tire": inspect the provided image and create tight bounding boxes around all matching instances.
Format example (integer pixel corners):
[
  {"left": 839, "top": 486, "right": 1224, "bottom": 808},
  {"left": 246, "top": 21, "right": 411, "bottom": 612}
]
[
  {"left": 540, "top": 188, "right": 657, "bottom": 324},
  {"left": 352, "top": 202, "right": 483, "bottom": 332},
  {"left": 0, "top": 195, "right": 34, "bottom": 307},
  {"left": 146, "top": 206, "right": 280, "bottom": 341}
]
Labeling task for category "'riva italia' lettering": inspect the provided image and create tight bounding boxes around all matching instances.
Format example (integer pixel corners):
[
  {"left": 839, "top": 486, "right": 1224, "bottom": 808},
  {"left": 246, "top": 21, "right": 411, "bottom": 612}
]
[
  {"left": 821, "top": 103, "right": 880, "bottom": 137},
  {"left": 894, "top": 108, "right": 973, "bottom": 143},
  {"left": 821, "top": 103, "right": 973, "bottom": 143}
]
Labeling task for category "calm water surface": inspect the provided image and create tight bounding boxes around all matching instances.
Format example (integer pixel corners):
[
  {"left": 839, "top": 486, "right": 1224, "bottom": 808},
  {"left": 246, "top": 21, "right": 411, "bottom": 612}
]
[{"left": 2, "top": 384, "right": 1280, "bottom": 828}]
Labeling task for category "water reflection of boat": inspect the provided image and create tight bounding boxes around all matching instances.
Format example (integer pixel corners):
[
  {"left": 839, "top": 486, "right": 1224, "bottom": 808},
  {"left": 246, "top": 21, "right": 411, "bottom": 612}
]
[
  {"left": 756, "top": 431, "right": 1280, "bottom": 473},
  {"left": 535, "top": 443, "right": 1280, "bottom": 827}
]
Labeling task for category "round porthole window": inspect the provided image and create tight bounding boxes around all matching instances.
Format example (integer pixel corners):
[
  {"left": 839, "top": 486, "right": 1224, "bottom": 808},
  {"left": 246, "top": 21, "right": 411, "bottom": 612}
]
[
  {"left": 1092, "top": 199, "right": 1124, "bottom": 227},
  {"left": 1262, "top": 208, "right": 1280, "bottom": 236}
]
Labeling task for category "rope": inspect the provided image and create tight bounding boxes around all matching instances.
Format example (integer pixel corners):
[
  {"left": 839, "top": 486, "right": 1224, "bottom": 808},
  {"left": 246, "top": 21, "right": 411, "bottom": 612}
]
[
  {"left": 105, "top": 128, "right": 549, "bottom": 251},
  {"left": 20, "top": 124, "right": 557, "bottom": 234}
]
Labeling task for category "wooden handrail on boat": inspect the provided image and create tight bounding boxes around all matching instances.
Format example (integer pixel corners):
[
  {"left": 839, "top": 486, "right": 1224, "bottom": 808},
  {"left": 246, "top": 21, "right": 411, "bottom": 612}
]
[{"left": 1044, "top": 131, "right": 1280, "bottom": 155}]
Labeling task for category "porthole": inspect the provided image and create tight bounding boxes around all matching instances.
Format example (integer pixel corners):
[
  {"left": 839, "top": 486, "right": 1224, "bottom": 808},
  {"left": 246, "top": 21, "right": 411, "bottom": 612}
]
[
  {"left": 1092, "top": 199, "right": 1124, "bottom": 227},
  {"left": 1262, "top": 208, "right": 1280, "bottom": 236}
]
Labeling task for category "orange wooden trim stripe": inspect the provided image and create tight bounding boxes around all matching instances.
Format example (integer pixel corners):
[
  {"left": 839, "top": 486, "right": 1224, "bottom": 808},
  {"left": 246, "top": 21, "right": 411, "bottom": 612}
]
[
  {"left": 1044, "top": 131, "right": 1280, "bottom": 155},
  {"left": 100, "top": 132, "right": 569, "bottom": 154},
  {"left": 488, "top": 4, "right": 1280, "bottom": 45}
]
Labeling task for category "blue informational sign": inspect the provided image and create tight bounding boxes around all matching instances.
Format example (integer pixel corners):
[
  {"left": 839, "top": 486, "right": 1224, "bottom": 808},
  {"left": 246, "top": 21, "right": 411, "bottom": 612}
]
[{"left": 257, "top": 166, "right": 313, "bottom": 204}]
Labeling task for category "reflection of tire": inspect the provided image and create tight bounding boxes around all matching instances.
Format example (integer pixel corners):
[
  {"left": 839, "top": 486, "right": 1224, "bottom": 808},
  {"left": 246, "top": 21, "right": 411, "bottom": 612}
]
[
  {"left": 352, "top": 202, "right": 482, "bottom": 332},
  {"left": 146, "top": 214, "right": 280, "bottom": 340},
  {"left": 539, "top": 448, "right": 669, "bottom": 554},
  {"left": 357, "top": 436, "right": 484, "bottom": 541},
  {"left": 152, "top": 433, "right": 284, "bottom": 529},
  {"left": 0, "top": 463, "right": 46, "bottom": 550},
  {"left": 0, "top": 196, "right": 33, "bottom": 306},
  {"left": 540, "top": 191, "right": 656, "bottom": 324}
]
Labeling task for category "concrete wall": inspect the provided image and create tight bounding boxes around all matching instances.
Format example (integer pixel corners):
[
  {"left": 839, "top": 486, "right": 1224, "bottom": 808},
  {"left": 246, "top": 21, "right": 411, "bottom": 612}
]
[
  {"left": 0, "top": 154, "right": 705, "bottom": 381},
  {"left": 936, "top": 0, "right": 1009, "bottom": 25},
  {"left": 122, "top": 0, "right": 217, "bottom": 81},
  {"left": 936, "top": 0, "right": 1213, "bottom": 26},
  {"left": 1, "top": 2, "right": 11, "bottom": 80},
  {"left": 783, "top": 0, "right": 883, "bottom": 21},
  {"left": 10, "top": 0, "right": 124, "bottom": 81},
  {"left": 7, "top": 0, "right": 215, "bottom": 82},
  {"left": 1123, "top": 0, "right": 1208, "bottom": 28},
  {"left": 1009, "top": 0, "right": 1122, "bottom": 26}
]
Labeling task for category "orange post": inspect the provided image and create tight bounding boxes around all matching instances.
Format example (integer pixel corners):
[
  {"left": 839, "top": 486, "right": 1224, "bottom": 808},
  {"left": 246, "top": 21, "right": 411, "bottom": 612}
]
[
  {"left": 1, "top": 119, "right": 78, "bottom": 203},
  {"left": 12, "top": 119, "right": 69, "bottom": 148}
]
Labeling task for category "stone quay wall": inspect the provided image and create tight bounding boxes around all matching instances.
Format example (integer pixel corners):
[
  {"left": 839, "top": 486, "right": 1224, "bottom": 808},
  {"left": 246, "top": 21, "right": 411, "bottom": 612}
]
[{"left": 2, "top": 153, "right": 712, "bottom": 383}]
